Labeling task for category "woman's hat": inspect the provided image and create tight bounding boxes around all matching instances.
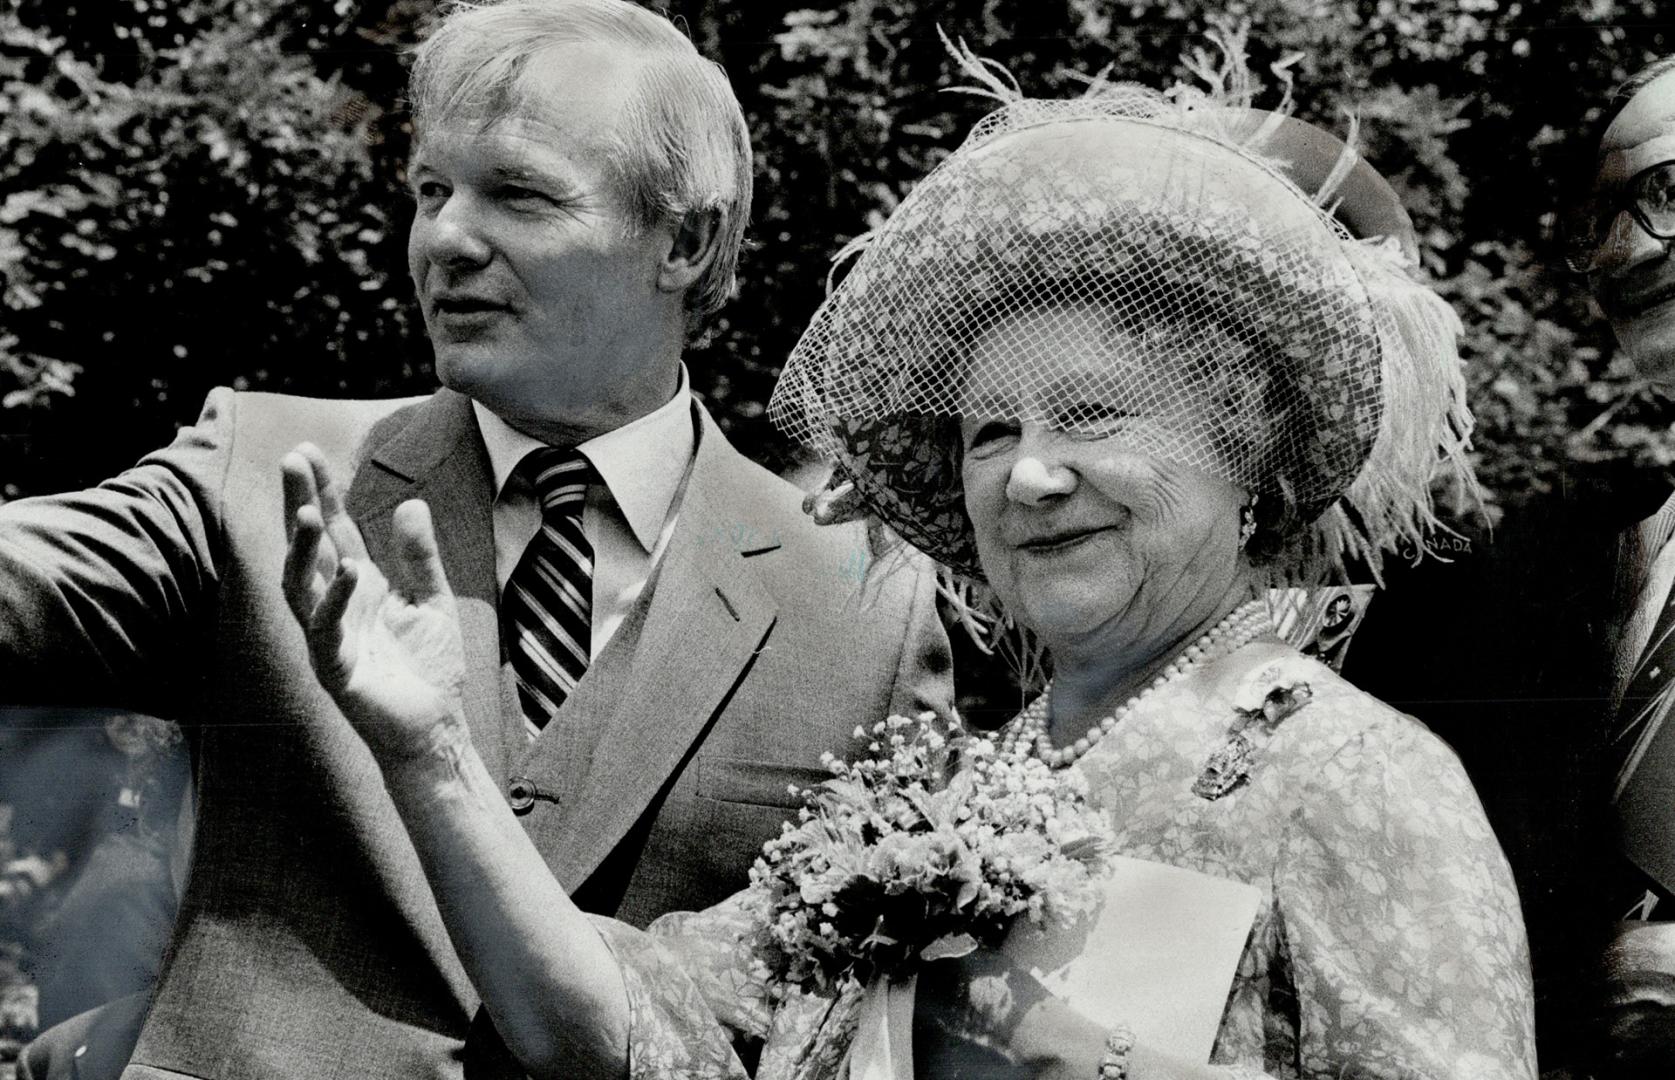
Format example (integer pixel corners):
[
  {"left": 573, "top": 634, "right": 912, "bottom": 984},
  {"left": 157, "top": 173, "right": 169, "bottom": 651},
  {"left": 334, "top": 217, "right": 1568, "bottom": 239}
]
[{"left": 771, "top": 28, "right": 1474, "bottom": 584}]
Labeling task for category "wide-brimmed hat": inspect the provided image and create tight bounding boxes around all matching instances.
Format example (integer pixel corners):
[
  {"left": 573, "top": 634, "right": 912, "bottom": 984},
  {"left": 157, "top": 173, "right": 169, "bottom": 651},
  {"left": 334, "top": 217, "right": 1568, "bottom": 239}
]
[{"left": 771, "top": 33, "right": 1474, "bottom": 584}]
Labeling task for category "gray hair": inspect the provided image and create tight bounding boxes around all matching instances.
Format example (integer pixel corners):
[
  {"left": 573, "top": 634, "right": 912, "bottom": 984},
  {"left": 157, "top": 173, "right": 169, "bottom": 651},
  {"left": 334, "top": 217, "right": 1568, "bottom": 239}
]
[{"left": 410, "top": 0, "right": 753, "bottom": 326}]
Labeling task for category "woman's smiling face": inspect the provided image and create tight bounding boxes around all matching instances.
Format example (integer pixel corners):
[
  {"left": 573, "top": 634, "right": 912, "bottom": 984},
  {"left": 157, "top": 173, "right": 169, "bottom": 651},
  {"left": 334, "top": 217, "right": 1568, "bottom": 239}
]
[{"left": 958, "top": 305, "right": 1249, "bottom": 660}]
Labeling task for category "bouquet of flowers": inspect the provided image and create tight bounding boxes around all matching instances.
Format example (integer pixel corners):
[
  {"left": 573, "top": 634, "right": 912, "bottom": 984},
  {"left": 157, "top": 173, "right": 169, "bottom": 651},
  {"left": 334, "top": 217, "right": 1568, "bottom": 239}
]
[{"left": 750, "top": 712, "right": 1112, "bottom": 994}]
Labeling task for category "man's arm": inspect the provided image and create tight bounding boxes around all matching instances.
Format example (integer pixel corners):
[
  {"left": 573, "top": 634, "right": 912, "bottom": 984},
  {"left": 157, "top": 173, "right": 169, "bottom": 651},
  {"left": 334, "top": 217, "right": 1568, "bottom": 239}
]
[{"left": 0, "top": 389, "right": 233, "bottom": 708}]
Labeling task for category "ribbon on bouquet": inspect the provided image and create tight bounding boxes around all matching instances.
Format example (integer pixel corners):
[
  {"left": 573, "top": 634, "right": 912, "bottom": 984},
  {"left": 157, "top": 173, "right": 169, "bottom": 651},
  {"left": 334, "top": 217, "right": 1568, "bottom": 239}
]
[{"left": 844, "top": 974, "right": 917, "bottom": 1080}]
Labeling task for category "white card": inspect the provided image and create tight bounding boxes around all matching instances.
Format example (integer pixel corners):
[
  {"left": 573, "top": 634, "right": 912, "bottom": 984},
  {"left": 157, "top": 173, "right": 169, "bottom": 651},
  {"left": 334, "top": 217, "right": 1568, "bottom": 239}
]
[{"left": 1001, "top": 855, "right": 1262, "bottom": 1062}]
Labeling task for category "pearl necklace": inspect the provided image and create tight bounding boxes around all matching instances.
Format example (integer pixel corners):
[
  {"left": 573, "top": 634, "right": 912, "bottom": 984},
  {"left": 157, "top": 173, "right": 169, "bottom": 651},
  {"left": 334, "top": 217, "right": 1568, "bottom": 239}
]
[{"left": 1000, "top": 598, "right": 1274, "bottom": 769}]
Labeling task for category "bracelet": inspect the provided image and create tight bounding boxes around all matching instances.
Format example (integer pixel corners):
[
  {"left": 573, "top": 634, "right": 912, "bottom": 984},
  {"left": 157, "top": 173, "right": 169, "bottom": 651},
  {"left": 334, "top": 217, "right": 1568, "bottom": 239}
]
[{"left": 1096, "top": 1024, "right": 1135, "bottom": 1079}]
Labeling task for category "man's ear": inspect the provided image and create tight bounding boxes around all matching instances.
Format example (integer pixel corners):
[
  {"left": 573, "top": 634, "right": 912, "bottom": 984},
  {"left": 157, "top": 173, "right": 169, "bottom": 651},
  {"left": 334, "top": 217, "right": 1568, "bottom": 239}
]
[{"left": 657, "top": 207, "right": 723, "bottom": 295}]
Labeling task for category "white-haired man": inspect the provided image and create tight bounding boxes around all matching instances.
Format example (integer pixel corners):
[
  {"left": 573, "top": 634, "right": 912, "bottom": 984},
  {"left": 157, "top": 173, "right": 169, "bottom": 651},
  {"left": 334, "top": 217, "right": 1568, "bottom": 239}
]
[{"left": 1, "top": 2, "right": 952, "bottom": 1077}]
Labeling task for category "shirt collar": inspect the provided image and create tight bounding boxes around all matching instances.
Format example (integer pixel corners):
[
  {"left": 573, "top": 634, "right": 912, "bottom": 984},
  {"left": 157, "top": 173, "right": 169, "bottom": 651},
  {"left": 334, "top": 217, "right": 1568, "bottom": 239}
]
[{"left": 472, "top": 364, "right": 695, "bottom": 554}]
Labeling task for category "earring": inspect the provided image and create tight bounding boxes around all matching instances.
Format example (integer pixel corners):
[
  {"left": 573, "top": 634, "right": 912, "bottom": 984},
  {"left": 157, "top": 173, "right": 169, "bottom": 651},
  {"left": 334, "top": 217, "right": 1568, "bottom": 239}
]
[{"left": 1239, "top": 495, "right": 1259, "bottom": 548}]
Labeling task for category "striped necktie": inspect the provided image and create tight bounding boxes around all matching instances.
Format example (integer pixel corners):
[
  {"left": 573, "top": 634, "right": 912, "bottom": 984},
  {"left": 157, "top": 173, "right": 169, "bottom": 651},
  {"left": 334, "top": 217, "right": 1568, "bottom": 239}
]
[{"left": 503, "top": 447, "right": 595, "bottom": 739}]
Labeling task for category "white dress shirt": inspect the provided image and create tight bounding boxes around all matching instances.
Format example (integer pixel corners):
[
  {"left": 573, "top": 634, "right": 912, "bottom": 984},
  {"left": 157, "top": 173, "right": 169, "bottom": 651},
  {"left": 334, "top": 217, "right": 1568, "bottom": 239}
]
[{"left": 472, "top": 366, "right": 696, "bottom": 659}]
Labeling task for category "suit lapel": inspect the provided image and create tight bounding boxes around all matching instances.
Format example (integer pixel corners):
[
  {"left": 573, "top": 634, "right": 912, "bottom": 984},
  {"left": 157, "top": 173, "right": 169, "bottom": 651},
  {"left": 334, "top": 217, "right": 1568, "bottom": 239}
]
[
  {"left": 345, "top": 388, "right": 511, "bottom": 780},
  {"left": 521, "top": 411, "right": 779, "bottom": 892}
]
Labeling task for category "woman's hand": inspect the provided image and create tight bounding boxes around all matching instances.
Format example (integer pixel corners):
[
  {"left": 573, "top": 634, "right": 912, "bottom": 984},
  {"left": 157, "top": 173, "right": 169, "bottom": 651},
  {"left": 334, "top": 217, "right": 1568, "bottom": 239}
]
[
  {"left": 280, "top": 445, "right": 633, "bottom": 1080},
  {"left": 281, "top": 443, "right": 467, "bottom": 767},
  {"left": 914, "top": 947, "right": 1104, "bottom": 1080},
  {"left": 915, "top": 947, "right": 1222, "bottom": 1080}
]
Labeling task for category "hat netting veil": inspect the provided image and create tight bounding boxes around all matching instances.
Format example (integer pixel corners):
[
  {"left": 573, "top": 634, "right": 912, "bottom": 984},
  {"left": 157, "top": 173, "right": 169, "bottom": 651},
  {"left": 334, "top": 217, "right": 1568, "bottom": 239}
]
[{"left": 769, "top": 26, "right": 1476, "bottom": 589}]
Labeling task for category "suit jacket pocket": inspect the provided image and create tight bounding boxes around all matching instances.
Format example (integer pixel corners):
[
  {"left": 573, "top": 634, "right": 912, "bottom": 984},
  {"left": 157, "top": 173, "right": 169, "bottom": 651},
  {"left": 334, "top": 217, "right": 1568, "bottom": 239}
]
[
  {"left": 121, "top": 1065, "right": 214, "bottom": 1080},
  {"left": 697, "top": 756, "right": 830, "bottom": 809}
]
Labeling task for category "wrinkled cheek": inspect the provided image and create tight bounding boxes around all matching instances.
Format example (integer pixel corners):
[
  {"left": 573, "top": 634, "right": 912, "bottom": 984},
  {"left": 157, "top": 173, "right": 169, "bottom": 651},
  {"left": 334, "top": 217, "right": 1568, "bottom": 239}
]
[
  {"left": 1078, "top": 455, "right": 1171, "bottom": 521},
  {"left": 1138, "top": 459, "right": 1240, "bottom": 530},
  {"left": 1146, "top": 468, "right": 1202, "bottom": 523}
]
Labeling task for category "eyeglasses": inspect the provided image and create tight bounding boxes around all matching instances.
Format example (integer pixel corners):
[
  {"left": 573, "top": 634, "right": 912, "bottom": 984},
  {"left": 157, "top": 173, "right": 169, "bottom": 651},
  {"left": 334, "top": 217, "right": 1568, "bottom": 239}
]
[{"left": 1564, "top": 160, "right": 1675, "bottom": 273}]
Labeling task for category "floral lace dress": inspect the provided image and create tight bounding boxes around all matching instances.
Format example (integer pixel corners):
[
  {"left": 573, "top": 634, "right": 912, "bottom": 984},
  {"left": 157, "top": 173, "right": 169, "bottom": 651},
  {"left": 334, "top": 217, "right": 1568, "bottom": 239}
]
[{"left": 590, "top": 641, "right": 1538, "bottom": 1080}]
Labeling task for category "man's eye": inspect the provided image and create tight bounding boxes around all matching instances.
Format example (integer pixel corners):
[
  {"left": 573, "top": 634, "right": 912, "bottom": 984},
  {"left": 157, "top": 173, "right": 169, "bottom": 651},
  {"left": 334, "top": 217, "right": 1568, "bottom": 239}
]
[
  {"left": 411, "top": 179, "right": 449, "bottom": 203},
  {"left": 1642, "top": 167, "right": 1675, "bottom": 215}
]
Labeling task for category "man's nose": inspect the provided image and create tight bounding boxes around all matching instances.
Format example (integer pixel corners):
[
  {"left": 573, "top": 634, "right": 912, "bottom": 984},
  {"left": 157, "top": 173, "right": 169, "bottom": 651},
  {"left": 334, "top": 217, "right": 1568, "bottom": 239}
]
[
  {"left": 418, "top": 193, "right": 493, "bottom": 269},
  {"left": 1005, "top": 427, "right": 1077, "bottom": 504}
]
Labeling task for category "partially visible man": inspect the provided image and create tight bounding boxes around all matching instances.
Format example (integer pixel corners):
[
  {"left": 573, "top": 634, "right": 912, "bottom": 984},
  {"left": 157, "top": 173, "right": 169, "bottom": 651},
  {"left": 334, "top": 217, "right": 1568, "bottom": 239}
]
[
  {"left": 1573, "top": 54, "right": 1675, "bottom": 910},
  {"left": 0, "top": 2, "right": 953, "bottom": 1077},
  {"left": 1558, "top": 53, "right": 1675, "bottom": 1079},
  {"left": 1343, "top": 56, "right": 1675, "bottom": 1073}
]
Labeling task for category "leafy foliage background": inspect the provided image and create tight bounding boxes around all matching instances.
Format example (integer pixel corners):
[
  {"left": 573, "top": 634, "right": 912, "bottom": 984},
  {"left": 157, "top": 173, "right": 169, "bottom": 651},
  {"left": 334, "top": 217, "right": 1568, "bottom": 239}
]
[
  {"left": 3, "top": 2, "right": 1675, "bottom": 1069},
  {"left": 1, "top": 0, "right": 1673, "bottom": 513}
]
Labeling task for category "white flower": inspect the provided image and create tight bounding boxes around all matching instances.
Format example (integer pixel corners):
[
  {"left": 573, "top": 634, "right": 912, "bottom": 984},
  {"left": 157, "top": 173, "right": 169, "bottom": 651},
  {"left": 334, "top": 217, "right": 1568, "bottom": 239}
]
[{"left": 749, "top": 710, "right": 1114, "bottom": 990}]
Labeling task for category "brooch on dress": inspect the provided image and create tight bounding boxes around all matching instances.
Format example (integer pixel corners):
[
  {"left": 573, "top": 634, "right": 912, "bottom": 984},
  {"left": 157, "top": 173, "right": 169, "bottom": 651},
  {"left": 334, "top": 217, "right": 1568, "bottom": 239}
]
[{"left": 1192, "top": 682, "right": 1314, "bottom": 800}]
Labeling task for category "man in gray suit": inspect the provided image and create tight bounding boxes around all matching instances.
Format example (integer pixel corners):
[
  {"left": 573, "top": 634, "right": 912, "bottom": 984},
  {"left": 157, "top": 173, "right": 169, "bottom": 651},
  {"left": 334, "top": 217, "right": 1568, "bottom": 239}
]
[{"left": 0, "top": 1, "right": 953, "bottom": 1076}]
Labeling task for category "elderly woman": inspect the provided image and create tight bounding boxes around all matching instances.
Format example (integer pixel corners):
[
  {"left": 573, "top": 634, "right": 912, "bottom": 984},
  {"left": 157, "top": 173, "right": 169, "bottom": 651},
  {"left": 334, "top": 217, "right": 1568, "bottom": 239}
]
[{"left": 281, "top": 40, "right": 1534, "bottom": 1080}]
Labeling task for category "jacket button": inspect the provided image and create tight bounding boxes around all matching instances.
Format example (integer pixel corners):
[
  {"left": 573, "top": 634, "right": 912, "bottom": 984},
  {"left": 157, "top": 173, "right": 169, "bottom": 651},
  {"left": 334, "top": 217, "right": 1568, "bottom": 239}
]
[{"left": 508, "top": 777, "right": 537, "bottom": 813}]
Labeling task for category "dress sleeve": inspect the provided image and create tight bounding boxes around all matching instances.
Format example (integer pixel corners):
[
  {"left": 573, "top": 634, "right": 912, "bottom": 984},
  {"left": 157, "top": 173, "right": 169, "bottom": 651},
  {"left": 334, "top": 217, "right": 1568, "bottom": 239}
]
[
  {"left": 587, "top": 890, "right": 771, "bottom": 1080},
  {"left": 590, "top": 888, "right": 868, "bottom": 1080},
  {"left": 1271, "top": 719, "right": 1538, "bottom": 1079}
]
